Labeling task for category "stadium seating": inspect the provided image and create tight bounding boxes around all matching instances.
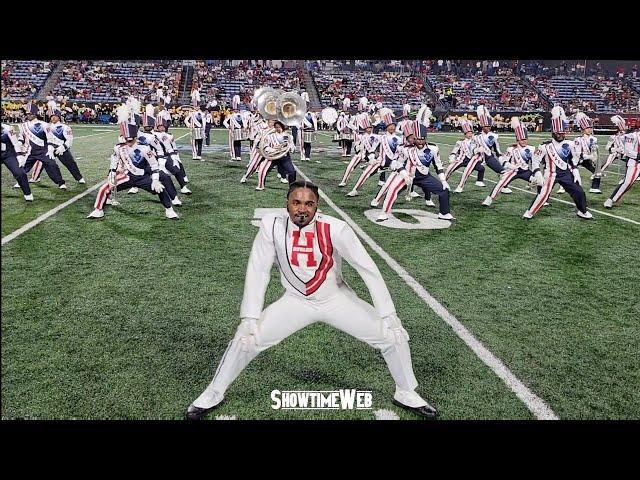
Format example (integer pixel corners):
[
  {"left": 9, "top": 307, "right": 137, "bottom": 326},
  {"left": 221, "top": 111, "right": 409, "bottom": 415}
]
[{"left": 1, "top": 60, "right": 56, "bottom": 100}]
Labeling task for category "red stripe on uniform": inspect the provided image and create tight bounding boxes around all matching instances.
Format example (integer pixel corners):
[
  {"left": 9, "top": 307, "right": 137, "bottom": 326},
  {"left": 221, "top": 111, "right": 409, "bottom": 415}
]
[{"left": 306, "top": 222, "right": 333, "bottom": 295}]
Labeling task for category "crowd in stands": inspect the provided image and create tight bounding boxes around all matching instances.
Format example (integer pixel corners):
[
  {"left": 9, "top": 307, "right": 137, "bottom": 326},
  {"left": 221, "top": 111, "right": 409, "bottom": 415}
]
[
  {"left": 1, "top": 60, "right": 56, "bottom": 100},
  {"left": 49, "top": 60, "right": 182, "bottom": 104},
  {"left": 312, "top": 70, "right": 426, "bottom": 111},
  {"left": 192, "top": 61, "right": 301, "bottom": 106}
]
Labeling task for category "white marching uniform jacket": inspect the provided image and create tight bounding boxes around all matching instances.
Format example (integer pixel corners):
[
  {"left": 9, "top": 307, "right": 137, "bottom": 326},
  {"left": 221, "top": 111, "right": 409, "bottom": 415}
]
[
  {"left": 46, "top": 122, "right": 74, "bottom": 152},
  {"left": 153, "top": 132, "right": 178, "bottom": 159},
  {"left": 573, "top": 134, "right": 598, "bottom": 163},
  {"left": 606, "top": 132, "right": 626, "bottom": 155},
  {"left": 500, "top": 144, "right": 536, "bottom": 170},
  {"left": 240, "top": 212, "right": 396, "bottom": 320},
  {"left": 450, "top": 137, "right": 490, "bottom": 162},
  {"left": 621, "top": 131, "right": 639, "bottom": 160},
  {"left": 356, "top": 133, "right": 382, "bottom": 157},
  {"left": 531, "top": 139, "right": 579, "bottom": 174},
  {"left": 19, "top": 119, "right": 52, "bottom": 156},
  {"left": 1, "top": 123, "right": 24, "bottom": 157},
  {"left": 403, "top": 144, "right": 444, "bottom": 178},
  {"left": 476, "top": 131, "right": 502, "bottom": 157},
  {"left": 110, "top": 143, "right": 159, "bottom": 177},
  {"left": 223, "top": 113, "right": 246, "bottom": 130},
  {"left": 301, "top": 112, "right": 318, "bottom": 131}
]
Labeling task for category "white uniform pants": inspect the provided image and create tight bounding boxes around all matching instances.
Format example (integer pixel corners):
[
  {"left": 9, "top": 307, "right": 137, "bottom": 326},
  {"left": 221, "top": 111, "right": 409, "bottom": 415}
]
[{"left": 193, "top": 286, "right": 420, "bottom": 409}]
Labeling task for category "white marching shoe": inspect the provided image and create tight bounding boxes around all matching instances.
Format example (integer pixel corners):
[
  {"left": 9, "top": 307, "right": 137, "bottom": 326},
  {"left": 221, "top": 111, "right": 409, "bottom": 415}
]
[
  {"left": 501, "top": 187, "right": 512, "bottom": 194},
  {"left": 128, "top": 187, "right": 139, "bottom": 194},
  {"left": 180, "top": 185, "right": 192, "bottom": 194},
  {"left": 13, "top": 183, "right": 20, "bottom": 188},
  {"left": 409, "top": 191, "right": 421, "bottom": 198},
  {"left": 589, "top": 188, "right": 602, "bottom": 193},
  {"left": 454, "top": 186, "right": 464, "bottom": 193},
  {"left": 576, "top": 210, "right": 593, "bottom": 219},
  {"left": 255, "top": 186, "right": 265, "bottom": 191},
  {"left": 522, "top": 210, "right": 533, "bottom": 219},
  {"left": 338, "top": 182, "right": 347, "bottom": 187},
  {"left": 481, "top": 196, "right": 493, "bottom": 206},
  {"left": 87, "top": 209, "right": 104, "bottom": 219},
  {"left": 171, "top": 197, "right": 182, "bottom": 206},
  {"left": 28, "top": 178, "right": 40, "bottom": 183},
  {"left": 280, "top": 177, "right": 289, "bottom": 184},
  {"left": 59, "top": 184, "right": 67, "bottom": 190},
  {"left": 425, "top": 199, "right": 436, "bottom": 207},
  {"left": 438, "top": 212, "right": 454, "bottom": 220},
  {"left": 240, "top": 175, "right": 247, "bottom": 183},
  {"left": 24, "top": 194, "right": 34, "bottom": 201},
  {"left": 183, "top": 176, "right": 189, "bottom": 183},
  {"left": 165, "top": 207, "right": 179, "bottom": 219},
  {"left": 603, "top": 198, "right": 613, "bottom": 209},
  {"left": 346, "top": 189, "right": 359, "bottom": 197},
  {"left": 370, "top": 199, "right": 380, "bottom": 207},
  {"left": 376, "top": 212, "right": 389, "bottom": 222},
  {"left": 78, "top": 178, "right": 86, "bottom": 184},
  {"left": 475, "top": 181, "right": 486, "bottom": 187},
  {"left": 557, "top": 186, "right": 565, "bottom": 194}
]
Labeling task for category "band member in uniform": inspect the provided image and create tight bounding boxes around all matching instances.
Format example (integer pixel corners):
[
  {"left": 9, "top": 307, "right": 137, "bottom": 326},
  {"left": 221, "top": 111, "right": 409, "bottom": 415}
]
[
  {"left": 445, "top": 119, "right": 488, "bottom": 192},
  {"left": 475, "top": 105, "right": 506, "bottom": 180},
  {"left": 204, "top": 107, "right": 214, "bottom": 146},
  {"left": 155, "top": 113, "right": 192, "bottom": 195},
  {"left": 572, "top": 112, "right": 602, "bottom": 194},
  {"left": 30, "top": 108, "right": 86, "bottom": 185},
  {"left": 255, "top": 121, "right": 297, "bottom": 191},
  {"left": 223, "top": 108, "right": 246, "bottom": 161},
  {"left": 373, "top": 121, "right": 453, "bottom": 222},
  {"left": 601, "top": 115, "right": 628, "bottom": 176},
  {"left": 18, "top": 102, "right": 67, "bottom": 190},
  {"left": 603, "top": 124, "right": 639, "bottom": 208},
  {"left": 339, "top": 118, "right": 379, "bottom": 188},
  {"left": 185, "top": 180, "right": 438, "bottom": 420},
  {"left": 523, "top": 106, "right": 593, "bottom": 220},
  {"left": 2, "top": 120, "right": 33, "bottom": 201},
  {"left": 185, "top": 105, "right": 206, "bottom": 160},
  {"left": 241, "top": 116, "right": 274, "bottom": 184},
  {"left": 299, "top": 110, "right": 319, "bottom": 163},
  {"left": 87, "top": 106, "right": 179, "bottom": 220},
  {"left": 482, "top": 117, "right": 536, "bottom": 207}
]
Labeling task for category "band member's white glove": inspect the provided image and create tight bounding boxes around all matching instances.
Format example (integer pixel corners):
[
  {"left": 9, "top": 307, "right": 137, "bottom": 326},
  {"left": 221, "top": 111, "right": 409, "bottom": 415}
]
[
  {"left": 367, "top": 153, "right": 377, "bottom": 164},
  {"left": 390, "top": 160, "right": 402, "bottom": 171},
  {"left": 55, "top": 145, "right": 65, "bottom": 156},
  {"left": 572, "top": 168, "right": 582, "bottom": 185},
  {"left": 582, "top": 153, "right": 594, "bottom": 161},
  {"left": 382, "top": 313, "right": 409, "bottom": 342},
  {"left": 531, "top": 171, "right": 545, "bottom": 187},
  {"left": 151, "top": 173, "right": 165, "bottom": 193},
  {"left": 108, "top": 170, "right": 117, "bottom": 188},
  {"left": 46, "top": 145, "right": 56, "bottom": 160},
  {"left": 238, "top": 317, "right": 259, "bottom": 351},
  {"left": 170, "top": 154, "right": 180, "bottom": 168},
  {"left": 437, "top": 173, "right": 450, "bottom": 190},
  {"left": 502, "top": 161, "right": 518, "bottom": 171},
  {"left": 17, "top": 155, "right": 27, "bottom": 168},
  {"left": 448, "top": 154, "right": 456, "bottom": 164},
  {"left": 474, "top": 146, "right": 486, "bottom": 155}
]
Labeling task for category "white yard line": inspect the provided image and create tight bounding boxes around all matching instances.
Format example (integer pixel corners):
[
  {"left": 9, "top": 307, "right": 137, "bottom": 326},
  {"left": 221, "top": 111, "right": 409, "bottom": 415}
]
[
  {"left": 2, "top": 181, "right": 106, "bottom": 246},
  {"left": 295, "top": 164, "right": 559, "bottom": 420}
]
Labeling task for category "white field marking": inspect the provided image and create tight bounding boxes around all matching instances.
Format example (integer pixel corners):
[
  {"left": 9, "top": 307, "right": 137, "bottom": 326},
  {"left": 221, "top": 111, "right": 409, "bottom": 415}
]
[
  {"left": 433, "top": 140, "right": 640, "bottom": 226},
  {"left": 373, "top": 409, "right": 400, "bottom": 420},
  {"left": 295, "top": 165, "right": 559, "bottom": 420},
  {"left": 2, "top": 181, "right": 106, "bottom": 246},
  {"left": 215, "top": 415, "right": 237, "bottom": 420},
  {"left": 2, "top": 132, "right": 193, "bottom": 246}
]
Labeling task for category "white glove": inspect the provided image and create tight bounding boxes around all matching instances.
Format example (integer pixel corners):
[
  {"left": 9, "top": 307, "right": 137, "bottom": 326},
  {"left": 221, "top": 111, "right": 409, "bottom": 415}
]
[
  {"left": 582, "top": 153, "right": 594, "bottom": 161},
  {"left": 474, "top": 146, "right": 485, "bottom": 155},
  {"left": 531, "top": 171, "right": 545, "bottom": 187},
  {"left": 367, "top": 153, "right": 377, "bottom": 164},
  {"left": 170, "top": 154, "right": 180, "bottom": 168},
  {"left": 55, "top": 145, "right": 65, "bottom": 156},
  {"left": 151, "top": 173, "right": 165, "bottom": 193},
  {"left": 503, "top": 162, "right": 518, "bottom": 171},
  {"left": 238, "top": 317, "right": 259, "bottom": 352},
  {"left": 46, "top": 146, "right": 56, "bottom": 160},
  {"left": 17, "top": 155, "right": 27, "bottom": 168},
  {"left": 399, "top": 169, "right": 411, "bottom": 184},
  {"left": 382, "top": 313, "right": 409, "bottom": 342},
  {"left": 441, "top": 180, "right": 450, "bottom": 191},
  {"left": 448, "top": 154, "right": 456, "bottom": 164},
  {"left": 572, "top": 168, "right": 582, "bottom": 185},
  {"left": 108, "top": 170, "right": 116, "bottom": 188},
  {"left": 389, "top": 160, "right": 402, "bottom": 171}
]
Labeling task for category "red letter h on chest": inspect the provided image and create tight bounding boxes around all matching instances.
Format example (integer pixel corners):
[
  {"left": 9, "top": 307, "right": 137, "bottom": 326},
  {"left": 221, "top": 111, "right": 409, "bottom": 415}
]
[{"left": 291, "top": 231, "right": 317, "bottom": 267}]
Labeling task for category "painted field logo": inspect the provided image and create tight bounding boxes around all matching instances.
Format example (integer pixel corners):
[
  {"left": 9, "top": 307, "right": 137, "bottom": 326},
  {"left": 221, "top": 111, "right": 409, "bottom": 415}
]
[{"left": 271, "top": 390, "right": 373, "bottom": 410}]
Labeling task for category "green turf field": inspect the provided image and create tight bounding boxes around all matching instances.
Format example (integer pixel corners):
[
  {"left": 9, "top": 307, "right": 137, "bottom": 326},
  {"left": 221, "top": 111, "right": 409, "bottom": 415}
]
[{"left": 2, "top": 126, "right": 638, "bottom": 419}]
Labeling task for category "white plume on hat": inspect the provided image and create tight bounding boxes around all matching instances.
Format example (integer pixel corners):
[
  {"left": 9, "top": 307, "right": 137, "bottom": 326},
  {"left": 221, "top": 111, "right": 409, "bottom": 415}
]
[
  {"left": 416, "top": 105, "right": 432, "bottom": 127},
  {"left": 117, "top": 103, "right": 130, "bottom": 124},
  {"left": 551, "top": 105, "right": 566, "bottom": 120},
  {"left": 126, "top": 96, "right": 141, "bottom": 114},
  {"left": 510, "top": 116, "right": 521, "bottom": 129}
]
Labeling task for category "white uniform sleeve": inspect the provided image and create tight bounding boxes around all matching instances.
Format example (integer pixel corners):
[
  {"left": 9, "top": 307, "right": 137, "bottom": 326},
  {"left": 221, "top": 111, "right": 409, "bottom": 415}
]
[
  {"left": 333, "top": 223, "right": 395, "bottom": 317},
  {"left": 7, "top": 126, "right": 24, "bottom": 152},
  {"left": 239, "top": 216, "right": 277, "bottom": 319},
  {"left": 223, "top": 115, "right": 230, "bottom": 129},
  {"left": 64, "top": 125, "right": 73, "bottom": 149},
  {"left": 531, "top": 144, "right": 545, "bottom": 173},
  {"left": 430, "top": 145, "right": 444, "bottom": 173}
]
